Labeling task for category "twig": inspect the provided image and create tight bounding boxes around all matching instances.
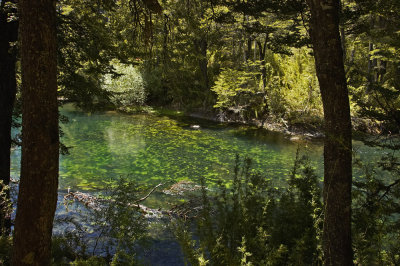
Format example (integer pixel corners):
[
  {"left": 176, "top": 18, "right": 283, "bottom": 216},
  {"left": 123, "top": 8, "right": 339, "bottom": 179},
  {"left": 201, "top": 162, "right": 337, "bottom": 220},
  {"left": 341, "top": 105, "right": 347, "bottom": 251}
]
[
  {"left": 133, "top": 182, "right": 165, "bottom": 205},
  {"left": 378, "top": 179, "right": 400, "bottom": 201}
]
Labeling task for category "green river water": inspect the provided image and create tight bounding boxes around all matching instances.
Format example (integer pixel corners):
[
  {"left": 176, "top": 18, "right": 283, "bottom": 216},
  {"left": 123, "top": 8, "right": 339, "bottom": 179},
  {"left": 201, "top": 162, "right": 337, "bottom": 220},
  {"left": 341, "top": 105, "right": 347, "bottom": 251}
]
[{"left": 10, "top": 105, "right": 385, "bottom": 192}]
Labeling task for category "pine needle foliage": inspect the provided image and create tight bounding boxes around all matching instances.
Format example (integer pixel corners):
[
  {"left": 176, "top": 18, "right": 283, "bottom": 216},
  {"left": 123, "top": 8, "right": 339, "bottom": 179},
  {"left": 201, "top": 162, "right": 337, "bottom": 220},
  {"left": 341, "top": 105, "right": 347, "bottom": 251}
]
[
  {"left": 174, "top": 152, "right": 323, "bottom": 265},
  {"left": 352, "top": 154, "right": 400, "bottom": 265}
]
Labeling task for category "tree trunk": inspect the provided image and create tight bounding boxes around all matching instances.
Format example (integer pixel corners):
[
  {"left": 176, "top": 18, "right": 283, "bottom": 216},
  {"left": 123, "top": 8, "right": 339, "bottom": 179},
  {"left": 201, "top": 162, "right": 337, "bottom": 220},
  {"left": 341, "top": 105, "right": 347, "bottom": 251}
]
[
  {"left": 340, "top": 26, "right": 346, "bottom": 62},
  {"left": 12, "top": 0, "right": 59, "bottom": 265},
  {"left": 307, "top": 0, "right": 353, "bottom": 265},
  {"left": 257, "top": 40, "right": 267, "bottom": 92},
  {"left": 245, "top": 37, "right": 252, "bottom": 62},
  {"left": 257, "top": 39, "right": 269, "bottom": 113},
  {"left": 366, "top": 42, "right": 376, "bottom": 93},
  {"left": 0, "top": 0, "right": 18, "bottom": 235},
  {"left": 162, "top": 14, "right": 169, "bottom": 65},
  {"left": 197, "top": 36, "right": 209, "bottom": 108},
  {"left": 198, "top": 37, "right": 208, "bottom": 90},
  {"left": 253, "top": 40, "right": 257, "bottom": 61}
]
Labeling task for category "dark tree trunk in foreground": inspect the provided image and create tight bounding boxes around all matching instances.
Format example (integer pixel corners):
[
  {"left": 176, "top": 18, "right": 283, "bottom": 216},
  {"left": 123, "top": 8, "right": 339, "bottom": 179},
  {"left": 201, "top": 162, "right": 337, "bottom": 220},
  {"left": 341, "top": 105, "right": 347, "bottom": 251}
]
[
  {"left": 12, "top": 0, "right": 59, "bottom": 265},
  {"left": 307, "top": 0, "right": 353, "bottom": 264},
  {"left": 0, "top": 0, "right": 18, "bottom": 235}
]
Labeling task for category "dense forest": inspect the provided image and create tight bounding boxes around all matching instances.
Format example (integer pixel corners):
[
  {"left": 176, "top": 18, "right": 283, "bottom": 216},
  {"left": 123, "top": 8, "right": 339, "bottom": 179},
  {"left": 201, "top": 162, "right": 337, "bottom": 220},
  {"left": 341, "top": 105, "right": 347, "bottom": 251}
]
[{"left": 1, "top": 0, "right": 400, "bottom": 265}]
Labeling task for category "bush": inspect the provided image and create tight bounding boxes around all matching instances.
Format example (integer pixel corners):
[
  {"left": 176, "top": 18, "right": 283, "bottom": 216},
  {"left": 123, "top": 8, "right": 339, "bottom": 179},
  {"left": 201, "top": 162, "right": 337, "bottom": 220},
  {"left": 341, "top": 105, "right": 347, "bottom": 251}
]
[
  {"left": 174, "top": 152, "right": 323, "bottom": 265},
  {"left": 103, "top": 61, "right": 147, "bottom": 107},
  {"left": 212, "top": 66, "right": 266, "bottom": 121},
  {"left": 352, "top": 154, "right": 400, "bottom": 265}
]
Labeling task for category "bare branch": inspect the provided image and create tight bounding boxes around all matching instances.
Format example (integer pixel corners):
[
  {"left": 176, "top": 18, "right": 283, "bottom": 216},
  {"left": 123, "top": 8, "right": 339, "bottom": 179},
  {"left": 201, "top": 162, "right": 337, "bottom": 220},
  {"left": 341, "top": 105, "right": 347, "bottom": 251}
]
[{"left": 133, "top": 182, "right": 165, "bottom": 205}]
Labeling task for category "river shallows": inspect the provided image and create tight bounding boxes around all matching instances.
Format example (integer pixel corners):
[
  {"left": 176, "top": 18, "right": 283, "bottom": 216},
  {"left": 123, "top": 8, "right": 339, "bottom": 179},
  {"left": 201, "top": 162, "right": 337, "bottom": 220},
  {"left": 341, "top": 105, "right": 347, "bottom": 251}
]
[{"left": 12, "top": 106, "right": 324, "bottom": 190}]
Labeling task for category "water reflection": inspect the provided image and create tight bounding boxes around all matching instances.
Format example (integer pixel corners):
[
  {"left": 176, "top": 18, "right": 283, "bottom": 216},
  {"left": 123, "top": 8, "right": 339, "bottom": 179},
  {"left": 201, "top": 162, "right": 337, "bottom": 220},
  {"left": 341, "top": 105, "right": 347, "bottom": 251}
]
[
  {"left": 10, "top": 106, "right": 394, "bottom": 191},
  {"left": 11, "top": 107, "right": 325, "bottom": 190},
  {"left": 105, "top": 117, "right": 147, "bottom": 158}
]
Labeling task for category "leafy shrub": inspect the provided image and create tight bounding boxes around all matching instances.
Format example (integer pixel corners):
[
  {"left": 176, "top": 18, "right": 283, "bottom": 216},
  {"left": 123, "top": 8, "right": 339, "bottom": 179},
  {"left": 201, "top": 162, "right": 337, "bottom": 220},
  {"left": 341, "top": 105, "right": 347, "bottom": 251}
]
[
  {"left": 0, "top": 181, "right": 11, "bottom": 236},
  {"left": 212, "top": 66, "right": 265, "bottom": 121},
  {"left": 172, "top": 150, "right": 400, "bottom": 265},
  {"left": 103, "top": 61, "right": 147, "bottom": 107},
  {"left": 277, "top": 49, "right": 321, "bottom": 116}
]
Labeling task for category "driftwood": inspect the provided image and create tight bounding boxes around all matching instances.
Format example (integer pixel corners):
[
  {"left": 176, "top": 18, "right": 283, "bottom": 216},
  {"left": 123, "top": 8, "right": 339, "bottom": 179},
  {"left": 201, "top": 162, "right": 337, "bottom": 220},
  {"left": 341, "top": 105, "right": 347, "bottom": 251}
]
[
  {"left": 162, "top": 180, "right": 202, "bottom": 196},
  {"left": 13, "top": 176, "right": 203, "bottom": 219},
  {"left": 64, "top": 182, "right": 167, "bottom": 218},
  {"left": 64, "top": 181, "right": 205, "bottom": 220},
  {"left": 64, "top": 191, "right": 102, "bottom": 210},
  {"left": 134, "top": 183, "right": 164, "bottom": 204}
]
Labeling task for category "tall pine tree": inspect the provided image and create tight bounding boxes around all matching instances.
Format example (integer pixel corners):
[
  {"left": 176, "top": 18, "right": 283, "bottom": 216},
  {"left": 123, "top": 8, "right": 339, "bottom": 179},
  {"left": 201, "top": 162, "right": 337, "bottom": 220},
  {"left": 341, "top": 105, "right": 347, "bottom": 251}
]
[
  {"left": 307, "top": 0, "right": 353, "bottom": 264},
  {"left": 12, "top": 0, "right": 59, "bottom": 264}
]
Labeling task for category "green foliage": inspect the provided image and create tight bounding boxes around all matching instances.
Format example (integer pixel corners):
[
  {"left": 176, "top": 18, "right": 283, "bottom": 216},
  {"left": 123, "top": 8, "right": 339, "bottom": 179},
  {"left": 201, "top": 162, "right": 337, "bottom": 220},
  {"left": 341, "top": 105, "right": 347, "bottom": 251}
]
[
  {"left": 103, "top": 61, "right": 148, "bottom": 108},
  {"left": 70, "top": 257, "right": 108, "bottom": 266},
  {"left": 277, "top": 49, "right": 321, "bottom": 116},
  {"left": 342, "top": 0, "right": 400, "bottom": 131},
  {"left": 211, "top": 48, "right": 322, "bottom": 124},
  {"left": 57, "top": 0, "right": 118, "bottom": 110},
  {"left": 0, "top": 183, "right": 13, "bottom": 265},
  {"left": 140, "top": 64, "right": 167, "bottom": 106},
  {"left": 174, "top": 153, "right": 323, "bottom": 265},
  {"left": 0, "top": 181, "right": 11, "bottom": 235},
  {"left": 352, "top": 154, "right": 400, "bottom": 265},
  {"left": 0, "top": 236, "right": 12, "bottom": 266},
  {"left": 212, "top": 66, "right": 265, "bottom": 121},
  {"left": 94, "top": 178, "right": 147, "bottom": 259}
]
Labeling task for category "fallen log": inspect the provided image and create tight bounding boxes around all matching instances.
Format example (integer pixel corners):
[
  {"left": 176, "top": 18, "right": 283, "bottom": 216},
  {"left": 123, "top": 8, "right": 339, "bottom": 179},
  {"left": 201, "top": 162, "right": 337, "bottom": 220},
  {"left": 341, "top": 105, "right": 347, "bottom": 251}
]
[{"left": 63, "top": 181, "right": 206, "bottom": 220}]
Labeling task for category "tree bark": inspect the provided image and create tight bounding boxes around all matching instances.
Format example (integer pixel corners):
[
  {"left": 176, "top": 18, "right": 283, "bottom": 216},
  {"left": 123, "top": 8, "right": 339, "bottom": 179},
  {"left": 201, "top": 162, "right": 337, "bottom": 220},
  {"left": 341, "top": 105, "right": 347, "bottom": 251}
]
[
  {"left": 366, "top": 42, "right": 376, "bottom": 93},
  {"left": 340, "top": 26, "right": 346, "bottom": 62},
  {"left": 245, "top": 37, "right": 252, "bottom": 62},
  {"left": 198, "top": 37, "right": 208, "bottom": 91},
  {"left": 307, "top": 0, "right": 353, "bottom": 265},
  {"left": 0, "top": 0, "right": 18, "bottom": 235},
  {"left": 12, "top": 0, "right": 59, "bottom": 265},
  {"left": 196, "top": 36, "right": 209, "bottom": 108},
  {"left": 257, "top": 38, "right": 269, "bottom": 113},
  {"left": 257, "top": 39, "right": 267, "bottom": 93}
]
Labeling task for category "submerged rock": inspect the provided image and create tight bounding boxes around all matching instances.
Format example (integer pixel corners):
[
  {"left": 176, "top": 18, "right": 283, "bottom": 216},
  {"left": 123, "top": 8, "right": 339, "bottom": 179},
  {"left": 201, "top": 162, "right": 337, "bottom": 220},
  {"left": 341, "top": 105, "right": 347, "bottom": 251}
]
[
  {"left": 189, "top": 124, "right": 200, "bottom": 129},
  {"left": 162, "top": 180, "right": 202, "bottom": 196}
]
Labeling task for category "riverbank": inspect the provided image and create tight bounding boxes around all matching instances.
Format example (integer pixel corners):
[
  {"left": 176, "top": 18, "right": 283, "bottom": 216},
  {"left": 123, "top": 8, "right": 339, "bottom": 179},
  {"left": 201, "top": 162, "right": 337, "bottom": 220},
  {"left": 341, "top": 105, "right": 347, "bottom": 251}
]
[
  {"left": 144, "top": 107, "right": 384, "bottom": 142},
  {"left": 73, "top": 101, "right": 382, "bottom": 141},
  {"left": 116, "top": 106, "right": 325, "bottom": 141}
]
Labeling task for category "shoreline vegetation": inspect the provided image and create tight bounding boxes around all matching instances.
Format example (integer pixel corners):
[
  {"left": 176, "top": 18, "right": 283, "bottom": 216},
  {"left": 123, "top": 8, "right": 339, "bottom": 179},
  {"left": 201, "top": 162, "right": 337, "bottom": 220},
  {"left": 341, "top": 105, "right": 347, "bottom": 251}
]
[
  {"left": 111, "top": 103, "right": 385, "bottom": 142},
  {"left": 60, "top": 99, "right": 389, "bottom": 142}
]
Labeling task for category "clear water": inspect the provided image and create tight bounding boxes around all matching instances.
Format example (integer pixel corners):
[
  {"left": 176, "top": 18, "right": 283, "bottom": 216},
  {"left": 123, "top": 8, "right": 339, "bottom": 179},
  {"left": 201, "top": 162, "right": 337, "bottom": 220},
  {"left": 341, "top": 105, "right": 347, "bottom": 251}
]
[{"left": 11, "top": 105, "right": 325, "bottom": 191}]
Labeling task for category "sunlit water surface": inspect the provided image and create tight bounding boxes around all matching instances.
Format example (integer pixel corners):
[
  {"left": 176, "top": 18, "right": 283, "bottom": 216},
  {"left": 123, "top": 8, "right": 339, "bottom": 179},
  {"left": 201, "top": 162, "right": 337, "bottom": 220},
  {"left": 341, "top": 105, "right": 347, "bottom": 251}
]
[{"left": 12, "top": 106, "right": 326, "bottom": 190}]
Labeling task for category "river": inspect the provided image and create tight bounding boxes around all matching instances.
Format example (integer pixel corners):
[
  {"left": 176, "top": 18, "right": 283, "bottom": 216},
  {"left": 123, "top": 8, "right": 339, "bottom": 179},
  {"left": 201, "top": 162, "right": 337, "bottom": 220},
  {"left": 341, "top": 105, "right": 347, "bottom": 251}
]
[
  {"left": 11, "top": 105, "right": 326, "bottom": 190},
  {"left": 9, "top": 104, "right": 387, "bottom": 264}
]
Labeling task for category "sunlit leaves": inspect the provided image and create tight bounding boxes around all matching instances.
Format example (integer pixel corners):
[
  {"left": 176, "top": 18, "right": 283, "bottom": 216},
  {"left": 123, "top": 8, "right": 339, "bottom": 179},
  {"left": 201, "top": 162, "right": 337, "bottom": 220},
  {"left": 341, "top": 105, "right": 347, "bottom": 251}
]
[{"left": 103, "top": 61, "right": 147, "bottom": 107}]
